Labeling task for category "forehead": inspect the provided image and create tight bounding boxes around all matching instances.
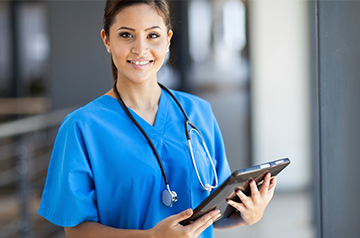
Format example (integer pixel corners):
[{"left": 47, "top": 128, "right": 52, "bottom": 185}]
[{"left": 113, "top": 4, "right": 166, "bottom": 30}]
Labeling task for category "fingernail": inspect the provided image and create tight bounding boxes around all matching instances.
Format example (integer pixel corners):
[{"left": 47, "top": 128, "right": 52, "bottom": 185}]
[{"left": 186, "top": 209, "right": 192, "bottom": 215}]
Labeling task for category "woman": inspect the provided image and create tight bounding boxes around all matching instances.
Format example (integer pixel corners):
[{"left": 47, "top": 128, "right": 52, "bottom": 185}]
[{"left": 38, "top": 1, "right": 277, "bottom": 237}]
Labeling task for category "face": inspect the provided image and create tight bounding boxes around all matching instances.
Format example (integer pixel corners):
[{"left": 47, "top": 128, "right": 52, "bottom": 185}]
[{"left": 101, "top": 4, "right": 172, "bottom": 85}]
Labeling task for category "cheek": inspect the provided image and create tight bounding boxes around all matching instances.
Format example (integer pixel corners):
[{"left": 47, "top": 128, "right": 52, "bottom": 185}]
[
  {"left": 112, "top": 46, "right": 127, "bottom": 60},
  {"left": 111, "top": 46, "right": 130, "bottom": 70},
  {"left": 152, "top": 43, "right": 168, "bottom": 61}
]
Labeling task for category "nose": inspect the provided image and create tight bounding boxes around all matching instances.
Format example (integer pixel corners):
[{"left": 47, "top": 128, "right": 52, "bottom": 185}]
[{"left": 131, "top": 38, "right": 149, "bottom": 56}]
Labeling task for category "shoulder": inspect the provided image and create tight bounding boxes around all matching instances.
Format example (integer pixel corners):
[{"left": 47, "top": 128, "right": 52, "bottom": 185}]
[
  {"left": 60, "top": 95, "right": 114, "bottom": 129},
  {"left": 169, "top": 89, "right": 212, "bottom": 111},
  {"left": 166, "top": 89, "right": 215, "bottom": 128}
]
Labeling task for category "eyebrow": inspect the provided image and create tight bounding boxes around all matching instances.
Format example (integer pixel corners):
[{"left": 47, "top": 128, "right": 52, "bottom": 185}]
[{"left": 117, "top": 26, "right": 162, "bottom": 32}]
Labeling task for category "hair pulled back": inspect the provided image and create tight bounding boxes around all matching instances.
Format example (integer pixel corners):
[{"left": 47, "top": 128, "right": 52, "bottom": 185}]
[{"left": 103, "top": 0, "right": 172, "bottom": 81}]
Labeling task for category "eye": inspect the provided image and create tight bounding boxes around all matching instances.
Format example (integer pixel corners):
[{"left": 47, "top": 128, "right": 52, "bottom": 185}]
[
  {"left": 119, "top": 32, "right": 133, "bottom": 39},
  {"left": 148, "top": 33, "right": 160, "bottom": 39}
]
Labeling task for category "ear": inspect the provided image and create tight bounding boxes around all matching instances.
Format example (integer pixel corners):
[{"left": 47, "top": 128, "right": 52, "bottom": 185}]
[
  {"left": 167, "top": 30, "right": 173, "bottom": 47},
  {"left": 101, "top": 29, "right": 111, "bottom": 50}
]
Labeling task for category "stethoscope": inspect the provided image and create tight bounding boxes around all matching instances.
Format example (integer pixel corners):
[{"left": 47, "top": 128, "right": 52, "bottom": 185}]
[{"left": 113, "top": 80, "right": 218, "bottom": 207}]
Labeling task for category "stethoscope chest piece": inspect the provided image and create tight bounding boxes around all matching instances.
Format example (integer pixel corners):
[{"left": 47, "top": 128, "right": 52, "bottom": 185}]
[{"left": 162, "top": 185, "right": 177, "bottom": 207}]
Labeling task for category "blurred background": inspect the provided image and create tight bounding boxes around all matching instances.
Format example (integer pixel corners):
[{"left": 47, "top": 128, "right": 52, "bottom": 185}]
[{"left": 1, "top": 0, "right": 360, "bottom": 238}]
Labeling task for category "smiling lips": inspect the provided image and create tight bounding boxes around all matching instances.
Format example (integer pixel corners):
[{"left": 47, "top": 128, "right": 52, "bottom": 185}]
[{"left": 128, "top": 60, "right": 153, "bottom": 66}]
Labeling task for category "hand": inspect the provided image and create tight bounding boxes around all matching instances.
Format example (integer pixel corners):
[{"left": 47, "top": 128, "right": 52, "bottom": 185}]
[
  {"left": 149, "top": 208, "right": 221, "bottom": 238},
  {"left": 226, "top": 172, "right": 277, "bottom": 225}
]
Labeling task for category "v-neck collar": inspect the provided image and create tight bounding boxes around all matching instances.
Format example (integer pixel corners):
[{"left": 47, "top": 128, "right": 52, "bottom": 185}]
[
  {"left": 102, "top": 89, "right": 170, "bottom": 141},
  {"left": 127, "top": 89, "right": 169, "bottom": 136}
]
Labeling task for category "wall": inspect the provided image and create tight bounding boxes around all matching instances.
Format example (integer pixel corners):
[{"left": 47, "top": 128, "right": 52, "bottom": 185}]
[
  {"left": 248, "top": 0, "right": 311, "bottom": 190},
  {"left": 317, "top": 1, "right": 360, "bottom": 237},
  {"left": 47, "top": 0, "right": 111, "bottom": 109}
]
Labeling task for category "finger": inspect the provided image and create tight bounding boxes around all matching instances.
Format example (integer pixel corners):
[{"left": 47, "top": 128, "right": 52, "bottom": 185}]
[
  {"left": 236, "top": 189, "right": 250, "bottom": 204},
  {"left": 269, "top": 176, "right": 277, "bottom": 190},
  {"left": 169, "top": 208, "right": 193, "bottom": 225},
  {"left": 227, "top": 198, "right": 246, "bottom": 213},
  {"left": 264, "top": 178, "right": 277, "bottom": 203},
  {"left": 260, "top": 173, "right": 271, "bottom": 196},
  {"left": 249, "top": 179, "right": 260, "bottom": 201},
  {"left": 229, "top": 191, "right": 248, "bottom": 211},
  {"left": 190, "top": 209, "right": 220, "bottom": 231},
  {"left": 192, "top": 209, "right": 221, "bottom": 237}
]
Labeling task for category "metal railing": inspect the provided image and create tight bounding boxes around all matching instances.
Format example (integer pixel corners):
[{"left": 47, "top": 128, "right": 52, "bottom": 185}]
[{"left": 0, "top": 107, "right": 76, "bottom": 238}]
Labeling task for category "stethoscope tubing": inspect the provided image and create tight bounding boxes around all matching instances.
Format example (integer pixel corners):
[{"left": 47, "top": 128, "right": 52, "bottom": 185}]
[
  {"left": 112, "top": 80, "right": 218, "bottom": 205},
  {"left": 112, "top": 80, "right": 170, "bottom": 186}
]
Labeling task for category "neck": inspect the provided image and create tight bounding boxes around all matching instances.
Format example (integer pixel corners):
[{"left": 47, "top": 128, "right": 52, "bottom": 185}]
[
  {"left": 117, "top": 80, "right": 161, "bottom": 111},
  {"left": 106, "top": 79, "right": 161, "bottom": 126}
]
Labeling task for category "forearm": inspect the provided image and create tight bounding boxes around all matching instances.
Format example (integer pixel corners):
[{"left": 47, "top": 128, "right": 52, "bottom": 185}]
[
  {"left": 213, "top": 211, "right": 246, "bottom": 230},
  {"left": 64, "top": 222, "right": 154, "bottom": 238}
]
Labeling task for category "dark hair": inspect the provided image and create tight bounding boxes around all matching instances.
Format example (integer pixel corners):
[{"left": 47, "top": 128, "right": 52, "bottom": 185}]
[{"left": 103, "top": 0, "right": 172, "bottom": 81}]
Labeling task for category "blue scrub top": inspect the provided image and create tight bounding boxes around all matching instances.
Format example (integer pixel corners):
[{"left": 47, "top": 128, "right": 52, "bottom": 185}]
[{"left": 38, "top": 88, "right": 231, "bottom": 238}]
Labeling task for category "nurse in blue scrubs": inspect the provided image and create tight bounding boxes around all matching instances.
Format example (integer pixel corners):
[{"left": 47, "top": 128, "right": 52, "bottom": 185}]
[{"left": 38, "top": 0, "right": 277, "bottom": 237}]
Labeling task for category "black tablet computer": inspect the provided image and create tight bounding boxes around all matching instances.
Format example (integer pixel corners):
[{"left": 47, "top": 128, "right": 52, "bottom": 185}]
[{"left": 180, "top": 158, "right": 291, "bottom": 226}]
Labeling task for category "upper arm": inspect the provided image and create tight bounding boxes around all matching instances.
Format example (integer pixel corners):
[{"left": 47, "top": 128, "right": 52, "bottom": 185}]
[{"left": 38, "top": 119, "right": 99, "bottom": 227}]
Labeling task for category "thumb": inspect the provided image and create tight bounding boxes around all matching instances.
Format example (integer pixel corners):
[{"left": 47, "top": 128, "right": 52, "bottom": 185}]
[{"left": 169, "top": 208, "right": 193, "bottom": 225}]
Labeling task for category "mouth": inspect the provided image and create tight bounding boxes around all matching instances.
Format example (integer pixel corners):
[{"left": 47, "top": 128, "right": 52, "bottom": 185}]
[{"left": 127, "top": 60, "right": 153, "bottom": 65}]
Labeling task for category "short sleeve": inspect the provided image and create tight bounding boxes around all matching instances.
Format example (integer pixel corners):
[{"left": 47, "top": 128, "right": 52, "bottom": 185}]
[
  {"left": 212, "top": 114, "right": 232, "bottom": 185},
  {"left": 38, "top": 115, "right": 99, "bottom": 227}
]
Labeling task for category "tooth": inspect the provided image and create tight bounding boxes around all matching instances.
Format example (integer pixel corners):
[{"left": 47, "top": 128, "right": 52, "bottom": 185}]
[{"left": 131, "top": 61, "right": 150, "bottom": 65}]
